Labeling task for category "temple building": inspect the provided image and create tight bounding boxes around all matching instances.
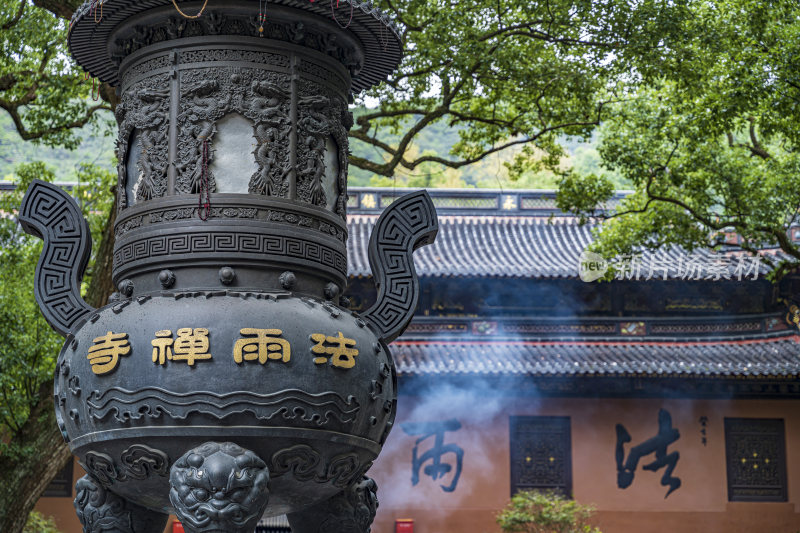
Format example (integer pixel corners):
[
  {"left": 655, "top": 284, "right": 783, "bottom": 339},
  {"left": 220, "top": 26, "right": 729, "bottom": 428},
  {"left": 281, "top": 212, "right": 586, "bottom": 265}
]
[{"left": 37, "top": 187, "right": 800, "bottom": 533}]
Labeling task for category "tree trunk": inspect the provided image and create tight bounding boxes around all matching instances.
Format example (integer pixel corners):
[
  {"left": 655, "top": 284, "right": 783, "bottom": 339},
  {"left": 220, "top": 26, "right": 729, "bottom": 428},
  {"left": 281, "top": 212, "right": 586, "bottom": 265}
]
[
  {"left": 0, "top": 2, "right": 120, "bottom": 532},
  {"left": 0, "top": 199, "right": 118, "bottom": 533},
  {"left": 86, "top": 198, "right": 118, "bottom": 308},
  {"left": 0, "top": 382, "right": 72, "bottom": 533}
]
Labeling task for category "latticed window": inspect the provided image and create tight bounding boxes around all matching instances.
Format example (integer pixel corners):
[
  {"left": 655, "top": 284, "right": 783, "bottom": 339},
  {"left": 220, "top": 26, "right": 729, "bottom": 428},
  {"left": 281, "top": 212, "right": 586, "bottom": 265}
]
[
  {"left": 724, "top": 418, "right": 788, "bottom": 502},
  {"left": 43, "top": 460, "right": 74, "bottom": 498},
  {"left": 509, "top": 416, "right": 572, "bottom": 497}
]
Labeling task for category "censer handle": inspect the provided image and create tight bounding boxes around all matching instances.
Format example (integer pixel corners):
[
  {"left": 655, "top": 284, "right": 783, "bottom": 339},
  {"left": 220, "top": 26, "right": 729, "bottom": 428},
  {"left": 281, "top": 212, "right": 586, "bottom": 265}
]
[
  {"left": 19, "top": 179, "right": 95, "bottom": 337},
  {"left": 362, "top": 190, "right": 438, "bottom": 344}
]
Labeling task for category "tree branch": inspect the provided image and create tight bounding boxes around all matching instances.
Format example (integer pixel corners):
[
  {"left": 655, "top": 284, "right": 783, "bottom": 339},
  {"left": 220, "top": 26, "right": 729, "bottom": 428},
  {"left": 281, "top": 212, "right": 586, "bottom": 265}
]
[
  {"left": 1, "top": 0, "right": 26, "bottom": 30},
  {"left": 0, "top": 101, "right": 109, "bottom": 142},
  {"left": 30, "top": 0, "right": 81, "bottom": 20}
]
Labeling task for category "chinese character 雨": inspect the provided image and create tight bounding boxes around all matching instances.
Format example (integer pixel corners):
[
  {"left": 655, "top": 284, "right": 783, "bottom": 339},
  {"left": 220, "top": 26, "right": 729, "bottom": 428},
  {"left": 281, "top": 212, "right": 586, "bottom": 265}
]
[
  {"left": 151, "top": 328, "right": 211, "bottom": 366},
  {"left": 234, "top": 328, "right": 290, "bottom": 364},
  {"left": 88, "top": 331, "right": 131, "bottom": 375},
  {"left": 400, "top": 419, "right": 464, "bottom": 493},
  {"left": 311, "top": 331, "right": 358, "bottom": 369}
]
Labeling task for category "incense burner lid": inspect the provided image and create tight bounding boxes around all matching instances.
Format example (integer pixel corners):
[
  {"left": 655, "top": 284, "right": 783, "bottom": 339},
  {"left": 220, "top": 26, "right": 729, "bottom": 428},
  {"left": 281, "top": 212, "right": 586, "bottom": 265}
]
[{"left": 67, "top": 0, "right": 402, "bottom": 93}]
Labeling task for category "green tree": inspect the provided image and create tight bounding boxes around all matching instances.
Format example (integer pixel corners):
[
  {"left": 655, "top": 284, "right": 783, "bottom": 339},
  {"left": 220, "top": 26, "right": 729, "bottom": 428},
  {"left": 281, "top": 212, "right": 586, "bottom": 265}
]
[
  {"left": 352, "top": 0, "right": 634, "bottom": 178},
  {"left": 0, "top": 162, "right": 114, "bottom": 533},
  {"left": 496, "top": 490, "right": 602, "bottom": 533},
  {"left": 557, "top": 0, "right": 800, "bottom": 280},
  {"left": 0, "top": 0, "right": 118, "bottom": 529}
]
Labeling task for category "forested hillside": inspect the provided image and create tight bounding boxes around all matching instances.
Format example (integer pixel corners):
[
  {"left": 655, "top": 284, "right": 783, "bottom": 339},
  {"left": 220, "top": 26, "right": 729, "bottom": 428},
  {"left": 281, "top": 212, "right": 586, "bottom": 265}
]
[{"left": 0, "top": 109, "right": 628, "bottom": 189}]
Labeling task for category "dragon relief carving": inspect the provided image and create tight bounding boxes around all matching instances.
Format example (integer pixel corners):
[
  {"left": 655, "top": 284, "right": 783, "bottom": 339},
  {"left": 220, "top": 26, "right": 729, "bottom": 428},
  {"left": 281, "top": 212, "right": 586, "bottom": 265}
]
[
  {"left": 249, "top": 79, "right": 292, "bottom": 196},
  {"left": 116, "top": 74, "right": 170, "bottom": 211},
  {"left": 176, "top": 67, "right": 292, "bottom": 198},
  {"left": 297, "top": 79, "right": 349, "bottom": 216},
  {"left": 176, "top": 77, "right": 226, "bottom": 195}
]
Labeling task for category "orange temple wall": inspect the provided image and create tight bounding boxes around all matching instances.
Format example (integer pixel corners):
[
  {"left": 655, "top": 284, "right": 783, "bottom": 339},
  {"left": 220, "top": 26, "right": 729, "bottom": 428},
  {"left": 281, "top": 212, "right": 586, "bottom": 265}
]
[{"left": 37, "top": 397, "right": 800, "bottom": 533}]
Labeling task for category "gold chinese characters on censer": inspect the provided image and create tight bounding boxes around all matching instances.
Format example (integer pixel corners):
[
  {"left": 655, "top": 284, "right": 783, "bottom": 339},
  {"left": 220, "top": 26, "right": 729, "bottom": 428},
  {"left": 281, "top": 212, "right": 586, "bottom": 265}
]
[{"left": 87, "top": 328, "right": 359, "bottom": 374}]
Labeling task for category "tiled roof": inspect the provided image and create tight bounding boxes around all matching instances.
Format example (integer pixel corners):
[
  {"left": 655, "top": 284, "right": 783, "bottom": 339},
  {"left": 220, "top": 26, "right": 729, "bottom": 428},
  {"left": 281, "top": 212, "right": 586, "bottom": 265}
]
[
  {"left": 347, "top": 214, "right": 776, "bottom": 279},
  {"left": 391, "top": 337, "right": 800, "bottom": 377}
]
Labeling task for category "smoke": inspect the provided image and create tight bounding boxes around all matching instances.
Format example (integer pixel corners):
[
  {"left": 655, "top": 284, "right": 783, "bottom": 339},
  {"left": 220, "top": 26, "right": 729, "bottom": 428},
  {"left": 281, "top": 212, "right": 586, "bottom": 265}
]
[{"left": 370, "top": 376, "right": 537, "bottom": 514}]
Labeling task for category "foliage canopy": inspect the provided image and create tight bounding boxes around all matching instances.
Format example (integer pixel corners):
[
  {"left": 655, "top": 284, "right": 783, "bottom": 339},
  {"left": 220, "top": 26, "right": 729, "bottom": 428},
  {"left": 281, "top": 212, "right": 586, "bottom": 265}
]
[{"left": 557, "top": 0, "right": 800, "bottom": 279}]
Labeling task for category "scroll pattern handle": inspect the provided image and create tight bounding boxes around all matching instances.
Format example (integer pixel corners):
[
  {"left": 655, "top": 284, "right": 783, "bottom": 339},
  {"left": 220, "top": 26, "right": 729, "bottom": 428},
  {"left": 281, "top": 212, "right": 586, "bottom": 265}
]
[
  {"left": 19, "top": 179, "right": 94, "bottom": 337},
  {"left": 362, "top": 190, "right": 438, "bottom": 344}
]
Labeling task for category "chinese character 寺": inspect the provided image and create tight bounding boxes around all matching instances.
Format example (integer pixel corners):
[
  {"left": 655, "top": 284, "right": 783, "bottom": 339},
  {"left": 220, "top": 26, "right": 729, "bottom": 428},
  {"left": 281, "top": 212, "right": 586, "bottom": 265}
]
[
  {"left": 311, "top": 331, "right": 358, "bottom": 369},
  {"left": 234, "top": 328, "right": 290, "bottom": 364},
  {"left": 87, "top": 331, "right": 131, "bottom": 375},
  {"left": 151, "top": 328, "right": 211, "bottom": 366}
]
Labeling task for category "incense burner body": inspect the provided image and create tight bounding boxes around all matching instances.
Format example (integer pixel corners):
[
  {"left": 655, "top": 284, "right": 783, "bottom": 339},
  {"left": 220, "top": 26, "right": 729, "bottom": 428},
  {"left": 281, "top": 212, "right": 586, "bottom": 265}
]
[{"left": 21, "top": 2, "right": 438, "bottom": 532}]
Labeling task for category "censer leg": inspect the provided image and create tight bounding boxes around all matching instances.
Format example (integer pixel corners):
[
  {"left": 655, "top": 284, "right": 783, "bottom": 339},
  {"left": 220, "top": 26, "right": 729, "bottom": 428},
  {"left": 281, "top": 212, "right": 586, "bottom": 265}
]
[
  {"left": 169, "top": 441, "right": 270, "bottom": 533},
  {"left": 74, "top": 474, "right": 169, "bottom": 533},
  {"left": 287, "top": 476, "right": 379, "bottom": 533}
]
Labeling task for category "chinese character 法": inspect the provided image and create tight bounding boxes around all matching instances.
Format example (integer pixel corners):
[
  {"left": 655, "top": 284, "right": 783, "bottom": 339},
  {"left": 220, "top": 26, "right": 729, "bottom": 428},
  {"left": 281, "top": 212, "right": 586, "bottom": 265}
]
[
  {"left": 234, "top": 328, "right": 290, "bottom": 364},
  {"left": 616, "top": 408, "right": 681, "bottom": 498},
  {"left": 88, "top": 331, "right": 131, "bottom": 375},
  {"left": 311, "top": 331, "right": 358, "bottom": 369}
]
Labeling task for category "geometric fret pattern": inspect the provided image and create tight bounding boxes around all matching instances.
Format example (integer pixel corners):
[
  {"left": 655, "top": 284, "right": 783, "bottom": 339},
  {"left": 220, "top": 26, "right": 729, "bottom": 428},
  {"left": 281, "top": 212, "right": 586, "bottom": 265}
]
[
  {"left": 19, "top": 180, "right": 93, "bottom": 336},
  {"left": 114, "top": 231, "right": 348, "bottom": 278},
  {"left": 725, "top": 418, "right": 788, "bottom": 502},
  {"left": 509, "top": 416, "right": 572, "bottom": 497},
  {"left": 362, "top": 191, "right": 438, "bottom": 343}
]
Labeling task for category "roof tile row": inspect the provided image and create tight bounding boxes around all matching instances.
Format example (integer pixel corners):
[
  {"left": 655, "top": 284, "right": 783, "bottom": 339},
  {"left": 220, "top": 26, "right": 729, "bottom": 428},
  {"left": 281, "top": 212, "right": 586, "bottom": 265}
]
[
  {"left": 391, "top": 338, "right": 800, "bottom": 377},
  {"left": 347, "top": 215, "right": 775, "bottom": 279}
]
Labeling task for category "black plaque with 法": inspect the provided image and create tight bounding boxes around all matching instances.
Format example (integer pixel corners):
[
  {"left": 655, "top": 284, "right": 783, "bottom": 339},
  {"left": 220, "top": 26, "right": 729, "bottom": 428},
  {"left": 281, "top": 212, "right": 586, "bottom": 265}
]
[
  {"left": 510, "top": 416, "right": 572, "bottom": 497},
  {"left": 724, "top": 418, "right": 787, "bottom": 502}
]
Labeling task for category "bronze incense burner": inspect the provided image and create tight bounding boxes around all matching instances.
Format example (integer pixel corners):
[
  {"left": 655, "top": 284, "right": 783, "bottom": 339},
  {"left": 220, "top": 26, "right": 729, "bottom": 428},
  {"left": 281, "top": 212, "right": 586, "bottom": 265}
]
[{"left": 20, "top": 1, "right": 437, "bottom": 531}]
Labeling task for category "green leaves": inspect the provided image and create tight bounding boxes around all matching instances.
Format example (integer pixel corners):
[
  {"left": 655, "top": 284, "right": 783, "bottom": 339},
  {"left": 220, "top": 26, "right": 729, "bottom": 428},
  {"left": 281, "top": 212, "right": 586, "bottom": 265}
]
[
  {"left": 355, "top": 0, "right": 627, "bottom": 179},
  {"left": 0, "top": 0, "right": 111, "bottom": 148},
  {"left": 496, "top": 490, "right": 603, "bottom": 533},
  {"left": 0, "top": 159, "right": 113, "bottom": 457},
  {"left": 556, "top": 0, "right": 800, "bottom": 279}
]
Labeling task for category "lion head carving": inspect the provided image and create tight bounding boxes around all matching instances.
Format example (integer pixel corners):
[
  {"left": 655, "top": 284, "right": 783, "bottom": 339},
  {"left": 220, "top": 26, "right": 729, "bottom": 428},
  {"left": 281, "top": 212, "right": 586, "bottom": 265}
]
[{"left": 169, "top": 442, "right": 269, "bottom": 533}]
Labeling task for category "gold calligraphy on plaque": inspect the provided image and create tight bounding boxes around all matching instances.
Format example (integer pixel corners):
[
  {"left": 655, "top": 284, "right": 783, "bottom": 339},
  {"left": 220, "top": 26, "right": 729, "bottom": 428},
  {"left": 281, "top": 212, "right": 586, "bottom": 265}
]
[
  {"left": 88, "top": 331, "right": 131, "bottom": 375},
  {"left": 310, "top": 331, "right": 358, "bottom": 369},
  {"left": 234, "top": 328, "right": 290, "bottom": 364},
  {"left": 150, "top": 328, "right": 211, "bottom": 366}
]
